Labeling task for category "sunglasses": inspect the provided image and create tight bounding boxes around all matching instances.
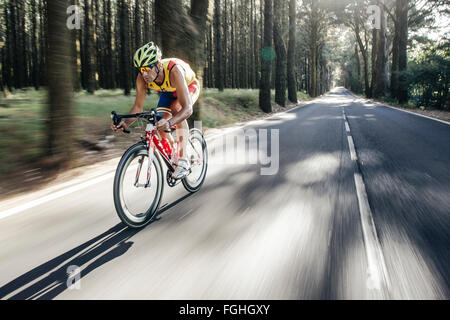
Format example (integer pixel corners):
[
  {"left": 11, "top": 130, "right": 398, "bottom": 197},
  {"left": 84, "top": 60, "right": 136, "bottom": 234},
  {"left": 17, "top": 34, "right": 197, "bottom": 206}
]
[{"left": 139, "top": 64, "right": 157, "bottom": 74}]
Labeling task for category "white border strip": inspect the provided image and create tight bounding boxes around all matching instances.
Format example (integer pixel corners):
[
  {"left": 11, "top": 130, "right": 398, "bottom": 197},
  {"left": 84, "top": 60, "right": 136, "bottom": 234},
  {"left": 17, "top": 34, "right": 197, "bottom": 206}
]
[
  {"left": 0, "top": 172, "right": 115, "bottom": 220},
  {"left": 382, "top": 104, "right": 450, "bottom": 126},
  {"left": 346, "top": 89, "right": 449, "bottom": 126}
]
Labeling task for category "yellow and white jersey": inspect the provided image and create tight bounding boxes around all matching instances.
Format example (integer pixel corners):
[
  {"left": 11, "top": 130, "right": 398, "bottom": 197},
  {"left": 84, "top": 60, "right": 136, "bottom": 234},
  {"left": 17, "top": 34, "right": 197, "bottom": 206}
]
[{"left": 147, "top": 58, "right": 197, "bottom": 92}]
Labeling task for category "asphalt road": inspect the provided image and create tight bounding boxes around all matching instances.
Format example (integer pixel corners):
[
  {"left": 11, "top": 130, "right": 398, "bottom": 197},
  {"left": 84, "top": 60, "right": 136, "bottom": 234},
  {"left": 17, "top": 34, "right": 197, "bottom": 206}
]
[{"left": 0, "top": 87, "right": 448, "bottom": 299}]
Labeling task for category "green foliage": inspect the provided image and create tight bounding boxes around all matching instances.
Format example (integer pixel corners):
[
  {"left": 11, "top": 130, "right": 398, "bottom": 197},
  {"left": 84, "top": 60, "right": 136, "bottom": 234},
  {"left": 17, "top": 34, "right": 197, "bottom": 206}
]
[{"left": 407, "top": 42, "right": 450, "bottom": 110}]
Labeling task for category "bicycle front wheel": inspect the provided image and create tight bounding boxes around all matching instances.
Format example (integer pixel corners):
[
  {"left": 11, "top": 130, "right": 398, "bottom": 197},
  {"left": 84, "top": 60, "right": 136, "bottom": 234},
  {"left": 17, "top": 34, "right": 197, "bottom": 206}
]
[
  {"left": 113, "top": 142, "right": 164, "bottom": 228},
  {"left": 182, "top": 128, "right": 208, "bottom": 193}
]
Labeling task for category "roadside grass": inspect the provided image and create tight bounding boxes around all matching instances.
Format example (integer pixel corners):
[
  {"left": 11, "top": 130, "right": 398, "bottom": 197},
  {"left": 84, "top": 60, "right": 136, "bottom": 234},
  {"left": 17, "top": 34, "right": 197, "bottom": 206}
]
[
  {"left": 0, "top": 87, "right": 310, "bottom": 187},
  {"left": 201, "top": 88, "right": 310, "bottom": 127}
]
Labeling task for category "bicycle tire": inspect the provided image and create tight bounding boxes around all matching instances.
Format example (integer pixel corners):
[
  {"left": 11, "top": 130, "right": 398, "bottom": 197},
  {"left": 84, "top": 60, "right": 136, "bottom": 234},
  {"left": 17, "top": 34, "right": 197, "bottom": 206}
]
[
  {"left": 182, "top": 128, "right": 208, "bottom": 193},
  {"left": 113, "top": 142, "right": 164, "bottom": 228}
]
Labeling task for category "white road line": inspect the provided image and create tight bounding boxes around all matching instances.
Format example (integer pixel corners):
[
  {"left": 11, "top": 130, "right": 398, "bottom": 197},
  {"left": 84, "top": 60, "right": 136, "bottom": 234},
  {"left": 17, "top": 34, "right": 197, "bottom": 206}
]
[
  {"left": 345, "top": 117, "right": 391, "bottom": 297},
  {"left": 0, "top": 172, "right": 115, "bottom": 220},
  {"left": 347, "top": 135, "right": 357, "bottom": 161},
  {"left": 345, "top": 121, "right": 350, "bottom": 133},
  {"left": 354, "top": 173, "right": 391, "bottom": 295},
  {"left": 345, "top": 90, "right": 450, "bottom": 126},
  {"left": 381, "top": 104, "right": 450, "bottom": 125}
]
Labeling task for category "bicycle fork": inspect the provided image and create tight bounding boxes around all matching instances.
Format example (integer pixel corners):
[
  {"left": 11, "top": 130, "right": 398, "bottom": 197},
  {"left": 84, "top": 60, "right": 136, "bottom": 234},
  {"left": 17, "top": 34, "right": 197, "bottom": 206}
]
[{"left": 134, "top": 126, "right": 154, "bottom": 188}]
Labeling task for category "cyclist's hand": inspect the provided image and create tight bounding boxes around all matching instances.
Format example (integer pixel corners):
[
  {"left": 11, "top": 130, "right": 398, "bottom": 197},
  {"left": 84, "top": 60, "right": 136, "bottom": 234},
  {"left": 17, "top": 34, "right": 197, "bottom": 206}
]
[
  {"left": 156, "top": 119, "right": 170, "bottom": 130},
  {"left": 111, "top": 120, "right": 128, "bottom": 133}
]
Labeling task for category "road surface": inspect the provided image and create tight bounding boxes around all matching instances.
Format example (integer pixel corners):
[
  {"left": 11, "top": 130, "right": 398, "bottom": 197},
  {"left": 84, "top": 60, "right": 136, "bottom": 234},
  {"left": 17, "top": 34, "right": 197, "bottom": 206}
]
[{"left": 0, "top": 87, "right": 448, "bottom": 299}]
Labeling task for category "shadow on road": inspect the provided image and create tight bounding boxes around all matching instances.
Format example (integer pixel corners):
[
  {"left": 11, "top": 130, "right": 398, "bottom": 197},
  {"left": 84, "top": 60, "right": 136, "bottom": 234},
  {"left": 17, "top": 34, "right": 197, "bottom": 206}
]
[{"left": 0, "top": 193, "right": 192, "bottom": 300}]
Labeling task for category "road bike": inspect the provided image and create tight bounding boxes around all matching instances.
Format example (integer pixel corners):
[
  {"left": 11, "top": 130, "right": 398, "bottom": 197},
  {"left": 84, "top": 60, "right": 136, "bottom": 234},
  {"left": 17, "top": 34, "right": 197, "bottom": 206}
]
[{"left": 111, "top": 109, "right": 208, "bottom": 228}]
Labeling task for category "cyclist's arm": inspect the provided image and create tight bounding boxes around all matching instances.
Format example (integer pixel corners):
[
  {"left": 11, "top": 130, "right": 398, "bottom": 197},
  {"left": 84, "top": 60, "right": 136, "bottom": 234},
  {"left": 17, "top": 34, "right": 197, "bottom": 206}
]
[
  {"left": 169, "top": 65, "right": 193, "bottom": 125},
  {"left": 124, "top": 74, "right": 147, "bottom": 127}
]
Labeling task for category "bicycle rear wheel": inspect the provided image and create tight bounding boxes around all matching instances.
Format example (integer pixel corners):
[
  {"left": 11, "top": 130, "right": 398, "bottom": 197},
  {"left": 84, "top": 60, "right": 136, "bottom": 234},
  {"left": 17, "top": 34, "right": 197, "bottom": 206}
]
[
  {"left": 113, "top": 142, "right": 164, "bottom": 228},
  {"left": 182, "top": 128, "right": 208, "bottom": 193}
]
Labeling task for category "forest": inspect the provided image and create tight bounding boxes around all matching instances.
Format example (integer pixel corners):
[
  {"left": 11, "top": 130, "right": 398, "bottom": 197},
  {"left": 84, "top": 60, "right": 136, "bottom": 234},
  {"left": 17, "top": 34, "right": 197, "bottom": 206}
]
[{"left": 0, "top": 0, "right": 448, "bottom": 173}]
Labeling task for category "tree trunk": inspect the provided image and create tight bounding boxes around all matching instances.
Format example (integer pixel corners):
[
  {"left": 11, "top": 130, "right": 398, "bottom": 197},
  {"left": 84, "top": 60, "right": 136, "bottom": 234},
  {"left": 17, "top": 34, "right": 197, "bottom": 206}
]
[
  {"left": 370, "top": 28, "right": 377, "bottom": 98},
  {"left": 287, "top": 0, "right": 297, "bottom": 103},
  {"left": 94, "top": 0, "right": 102, "bottom": 89},
  {"left": 4, "top": 4, "right": 12, "bottom": 91},
  {"left": 31, "top": 0, "right": 39, "bottom": 90},
  {"left": 223, "top": 0, "right": 228, "bottom": 88},
  {"left": 214, "top": 0, "right": 224, "bottom": 91},
  {"left": 155, "top": 0, "right": 190, "bottom": 58},
  {"left": 391, "top": 16, "right": 399, "bottom": 99},
  {"left": 71, "top": 24, "right": 81, "bottom": 91},
  {"left": 9, "top": 1, "right": 18, "bottom": 88},
  {"left": 259, "top": 0, "right": 273, "bottom": 113},
  {"left": 0, "top": 49, "right": 3, "bottom": 94},
  {"left": 17, "top": 0, "right": 26, "bottom": 88},
  {"left": 119, "top": 0, "right": 131, "bottom": 95},
  {"left": 244, "top": 2, "right": 249, "bottom": 89},
  {"left": 230, "top": 0, "right": 235, "bottom": 88},
  {"left": 273, "top": 0, "right": 287, "bottom": 106},
  {"left": 188, "top": 0, "right": 209, "bottom": 124},
  {"left": 398, "top": 0, "right": 409, "bottom": 104},
  {"left": 308, "top": 2, "right": 321, "bottom": 98},
  {"left": 209, "top": 24, "right": 213, "bottom": 87},
  {"left": 134, "top": 0, "right": 142, "bottom": 49},
  {"left": 143, "top": 0, "right": 151, "bottom": 43},
  {"left": 250, "top": 0, "right": 255, "bottom": 88},
  {"left": 234, "top": 0, "right": 239, "bottom": 88},
  {"left": 84, "top": 0, "right": 95, "bottom": 93},
  {"left": 106, "top": 0, "right": 115, "bottom": 89},
  {"left": 45, "top": 0, "right": 74, "bottom": 167},
  {"left": 253, "top": 0, "right": 259, "bottom": 88},
  {"left": 374, "top": 0, "right": 387, "bottom": 98},
  {"left": 39, "top": 0, "right": 47, "bottom": 86},
  {"left": 355, "top": 44, "right": 361, "bottom": 91}
]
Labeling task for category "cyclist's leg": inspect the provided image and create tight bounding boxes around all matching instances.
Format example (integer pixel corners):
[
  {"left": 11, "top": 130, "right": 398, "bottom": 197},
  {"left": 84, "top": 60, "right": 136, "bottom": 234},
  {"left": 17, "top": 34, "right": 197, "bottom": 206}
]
[
  {"left": 156, "top": 92, "right": 176, "bottom": 147},
  {"left": 171, "top": 81, "right": 200, "bottom": 159}
]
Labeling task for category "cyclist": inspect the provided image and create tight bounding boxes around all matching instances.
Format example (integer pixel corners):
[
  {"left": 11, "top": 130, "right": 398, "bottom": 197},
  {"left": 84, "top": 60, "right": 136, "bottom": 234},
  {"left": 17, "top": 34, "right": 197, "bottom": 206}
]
[{"left": 111, "top": 42, "right": 200, "bottom": 180}]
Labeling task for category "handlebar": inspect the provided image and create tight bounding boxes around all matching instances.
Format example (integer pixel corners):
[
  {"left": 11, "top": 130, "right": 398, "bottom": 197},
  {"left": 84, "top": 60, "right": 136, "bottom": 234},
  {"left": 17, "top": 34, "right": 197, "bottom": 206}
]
[{"left": 111, "top": 110, "right": 174, "bottom": 134}]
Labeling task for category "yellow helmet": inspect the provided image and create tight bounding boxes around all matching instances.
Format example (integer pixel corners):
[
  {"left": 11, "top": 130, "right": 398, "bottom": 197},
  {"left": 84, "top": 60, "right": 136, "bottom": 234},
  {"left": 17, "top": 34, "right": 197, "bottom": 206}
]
[{"left": 133, "top": 42, "right": 162, "bottom": 68}]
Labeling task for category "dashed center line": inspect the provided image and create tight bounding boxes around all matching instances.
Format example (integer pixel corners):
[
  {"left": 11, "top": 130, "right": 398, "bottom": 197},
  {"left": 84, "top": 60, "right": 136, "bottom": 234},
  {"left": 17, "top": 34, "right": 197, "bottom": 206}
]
[
  {"left": 347, "top": 135, "right": 357, "bottom": 161},
  {"left": 343, "top": 107, "right": 391, "bottom": 298}
]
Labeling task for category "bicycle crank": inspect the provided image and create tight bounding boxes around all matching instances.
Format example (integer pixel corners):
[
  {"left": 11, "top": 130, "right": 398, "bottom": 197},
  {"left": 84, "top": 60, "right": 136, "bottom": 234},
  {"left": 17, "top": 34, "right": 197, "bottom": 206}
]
[{"left": 166, "top": 170, "right": 181, "bottom": 187}]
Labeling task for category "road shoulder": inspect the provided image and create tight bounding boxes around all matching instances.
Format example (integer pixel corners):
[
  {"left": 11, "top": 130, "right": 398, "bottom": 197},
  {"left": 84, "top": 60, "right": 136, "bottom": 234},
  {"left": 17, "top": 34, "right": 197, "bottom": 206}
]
[{"left": 346, "top": 91, "right": 450, "bottom": 124}]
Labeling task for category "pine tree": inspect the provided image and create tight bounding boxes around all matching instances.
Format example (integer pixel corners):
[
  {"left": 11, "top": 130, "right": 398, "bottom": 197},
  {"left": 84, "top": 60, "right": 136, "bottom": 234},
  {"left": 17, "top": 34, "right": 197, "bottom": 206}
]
[
  {"left": 273, "top": 0, "right": 287, "bottom": 106},
  {"left": 287, "top": 0, "right": 297, "bottom": 103},
  {"left": 259, "top": 0, "right": 273, "bottom": 113}
]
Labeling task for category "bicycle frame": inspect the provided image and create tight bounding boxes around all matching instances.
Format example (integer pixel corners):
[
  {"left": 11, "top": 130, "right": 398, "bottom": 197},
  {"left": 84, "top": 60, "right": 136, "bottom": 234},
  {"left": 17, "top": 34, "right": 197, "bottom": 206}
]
[
  {"left": 135, "top": 122, "right": 176, "bottom": 188},
  {"left": 111, "top": 110, "right": 202, "bottom": 189}
]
